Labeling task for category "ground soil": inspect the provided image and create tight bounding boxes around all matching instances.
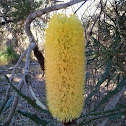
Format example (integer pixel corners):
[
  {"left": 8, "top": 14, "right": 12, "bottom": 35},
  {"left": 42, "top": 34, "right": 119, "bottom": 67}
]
[{"left": 0, "top": 61, "right": 126, "bottom": 126}]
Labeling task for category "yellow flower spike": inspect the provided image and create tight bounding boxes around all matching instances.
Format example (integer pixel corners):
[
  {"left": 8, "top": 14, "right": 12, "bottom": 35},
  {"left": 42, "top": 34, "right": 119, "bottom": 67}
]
[{"left": 45, "top": 14, "right": 85, "bottom": 123}]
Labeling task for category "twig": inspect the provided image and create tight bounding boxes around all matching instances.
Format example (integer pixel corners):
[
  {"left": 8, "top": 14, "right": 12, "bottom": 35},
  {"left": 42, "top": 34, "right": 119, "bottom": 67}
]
[
  {"left": 25, "top": 0, "right": 86, "bottom": 43},
  {"left": 74, "top": 0, "right": 87, "bottom": 14},
  {"left": 0, "top": 48, "right": 28, "bottom": 113},
  {"left": 89, "top": 0, "right": 107, "bottom": 36},
  {"left": 114, "top": 1, "right": 121, "bottom": 32},
  {"left": 11, "top": 48, "right": 28, "bottom": 82},
  {"left": 23, "top": 76, "right": 32, "bottom": 98},
  {"left": 3, "top": 44, "right": 35, "bottom": 126}
]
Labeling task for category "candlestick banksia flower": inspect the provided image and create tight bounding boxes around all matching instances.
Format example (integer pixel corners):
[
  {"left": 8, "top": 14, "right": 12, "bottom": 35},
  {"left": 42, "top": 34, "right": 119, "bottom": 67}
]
[{"left": 45, "top": 14, "right": 85, "bottom": 123}]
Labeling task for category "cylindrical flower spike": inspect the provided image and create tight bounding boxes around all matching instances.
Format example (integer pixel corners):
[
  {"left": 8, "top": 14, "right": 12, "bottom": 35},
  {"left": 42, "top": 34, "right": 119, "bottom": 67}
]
[{"left": 45, "top": 14, "right": 85, "bottom": 123}]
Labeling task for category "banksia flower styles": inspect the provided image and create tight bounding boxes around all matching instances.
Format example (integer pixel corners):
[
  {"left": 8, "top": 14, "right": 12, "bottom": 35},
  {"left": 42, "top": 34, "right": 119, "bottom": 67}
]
[{"left": 45, "top": 14, "right": 85, "bottom": 123}]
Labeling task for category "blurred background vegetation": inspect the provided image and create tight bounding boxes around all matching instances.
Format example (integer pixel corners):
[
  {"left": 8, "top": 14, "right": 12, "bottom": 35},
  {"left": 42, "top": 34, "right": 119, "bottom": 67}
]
[
  {"left": 0, "top": 0, "right": 48, "bottom": 65},
  {"left": 0, "top": 0, "right": 126, "bottom": 126}
]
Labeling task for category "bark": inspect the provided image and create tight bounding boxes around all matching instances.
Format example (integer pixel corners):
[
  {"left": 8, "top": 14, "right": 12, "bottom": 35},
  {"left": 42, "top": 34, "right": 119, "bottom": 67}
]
[
  {"left": 33, "top": 46, "right": 44, "bottom": 71},
  {"left": 24, "top": 0, "right": 85, "bottom": 43}
]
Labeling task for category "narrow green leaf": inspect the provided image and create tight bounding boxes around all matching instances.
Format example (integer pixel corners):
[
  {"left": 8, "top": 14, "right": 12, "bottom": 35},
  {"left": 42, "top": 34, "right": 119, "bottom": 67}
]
[
  {"left": 85, "top": 59, "right": 113, "bottom": 105},
  {"left": 18, "top": 110, "right": 50, "bottom": 125},
  {"left": 79, "top": 110, "right": 126, "bottom": 125},
  {"left": 93, "top": 78, "right": 126, "bottom": 112},
  {"left": 0, "top": 99, "right": 5, "bottom": 114},
  {"left": 105, "top": 73, "right": 115, "bottom": 88},
  {"left": 2, "top": 96, "right": 14, "bottom": 112},
  {"left": 79, "top": 116, "right": 100, "bottom": 126},
  {"left": 5, "top": 75, "right": 50, "bottom": 114},
  {"left": 79, "top": 103, "right": 126, "bottom": 119},
  {"left": 86, "top": 41, "right": 91, "bottom": 48},
  {"left": 92, "top": 37, "right": 107, "bottom": 50}
]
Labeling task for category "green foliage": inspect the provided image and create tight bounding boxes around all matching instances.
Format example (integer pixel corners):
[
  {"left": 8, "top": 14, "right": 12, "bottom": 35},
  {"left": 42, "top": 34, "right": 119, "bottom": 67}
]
[
  {"left": 12, "top": 0, "right": 43, "bottom": 22},
  {"left": 0, "top": 46, "right": 19, "bottom": 65},
  {"left": 0, "top": 96, "right": 14, "bottom": 115},
  {"left": 2, "top": 1, "right": 126, "bottom": 126},
  {"left": 4, "top": 75, "right": 55, "bottom": 125},
  {"left": 79, "top": 110, "right": 126, "bottom": 125},
  {"left": 2, "top": 96, "right": 14, "bottom": 112},
  {"left": 2, "top": 0, "right": 43, "bottom": 22},
  {"left": 8, "top": 72, "right": 126, "bottom": 126},
  {"left": 83, "top": 0, "right": 126, "bottom": 125},
  {"left": 80, "top": 78, "right": 126, "bottom": 125},
  {"left": 92, "top": 78, "right": 126, "bottom": 112},
  {"left": 5, "top": 75, "right": 49, "bottom": 114},
  {"left": 85, "top": 58, "right": 113, "bottom": 105},
  {"left": 18, "top": 110, "right": 50, "bottom": 125}
]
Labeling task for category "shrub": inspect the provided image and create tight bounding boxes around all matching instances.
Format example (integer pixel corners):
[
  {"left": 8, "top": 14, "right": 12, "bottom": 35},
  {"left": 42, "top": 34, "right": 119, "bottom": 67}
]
[{"left": 0, "top": 46, "right": 19, "bottom": 65}]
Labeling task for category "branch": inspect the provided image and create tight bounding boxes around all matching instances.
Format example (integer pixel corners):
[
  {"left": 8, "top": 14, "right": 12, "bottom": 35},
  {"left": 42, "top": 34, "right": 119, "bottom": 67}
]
[
  {"left": 3, "top": 43, "right": 36, "bottom": 126},
  {"left": 25, "top": 0, "right": 86, "bottom": 72},
  {"left": 3, "top": 78, "right": 24, "bottom": 126},
  {"left": 98, "top": 85, "right": 126, "bottom": 126},
  {"left": 89, "top": 0, "right": 107, "bottom": 36},
  {"left": 74, "top": 0, "right": 87, "bottom": 14},
  {"left": 24, "top": 74, "right": 47, "bottom": 110},
  {"left": 0, "top": 48, "right": 28, "bottom": 113},
  {"left": 33, "top": 46, "right": 44, "bottom": 71},
  {"left": 0, "top": 19, "right": 15, "bottom": 26},
  {"left": 24, "top": 0, "right": 86, "bottom": 43}
]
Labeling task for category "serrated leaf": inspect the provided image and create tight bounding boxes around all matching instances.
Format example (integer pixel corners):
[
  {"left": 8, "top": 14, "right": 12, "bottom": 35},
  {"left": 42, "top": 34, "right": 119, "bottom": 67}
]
[
  {"left": 85, "top": 59, "right": 113, "bottom": 105},
  {"left": 79, "top": 103, "right": 126, "bottom": 119},
  {"left": 79, "top": 109, "right": 126, "bottom": 125},
  {"left": 79, "top": 102, "right": 126, "bottom": 125},
  {"left": 93, "top": 78, "right": 126, "bottom": 112},
  {"left": 18, "top": 110, "right": 50, "bottom": 125},
  {"left": 5, "top": 75, "right": 50, "bottom": 114}
]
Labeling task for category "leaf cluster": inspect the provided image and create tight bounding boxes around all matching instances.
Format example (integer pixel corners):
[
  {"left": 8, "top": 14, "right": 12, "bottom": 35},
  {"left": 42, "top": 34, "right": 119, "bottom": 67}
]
[
  {"left": 1, "top": 0, "right": 43, "bottom": 23},
  {"left": 82, "top": 0, "right": 126, "bottom": 125}
]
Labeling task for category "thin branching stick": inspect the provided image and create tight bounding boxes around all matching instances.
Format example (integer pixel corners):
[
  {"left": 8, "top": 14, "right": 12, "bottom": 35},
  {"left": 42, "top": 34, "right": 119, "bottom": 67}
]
[
  {"left": 3, "top": 44, "right": 35, "bottom": 126},
  {"left": 25, "top": 0, "right": 86, "bottom": 43},
  {"left": 3, "top": 78, "right": 24, "bottom": 126},
  {"left": 0, "top": 48, "right": 28, "bottom": 112}
]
